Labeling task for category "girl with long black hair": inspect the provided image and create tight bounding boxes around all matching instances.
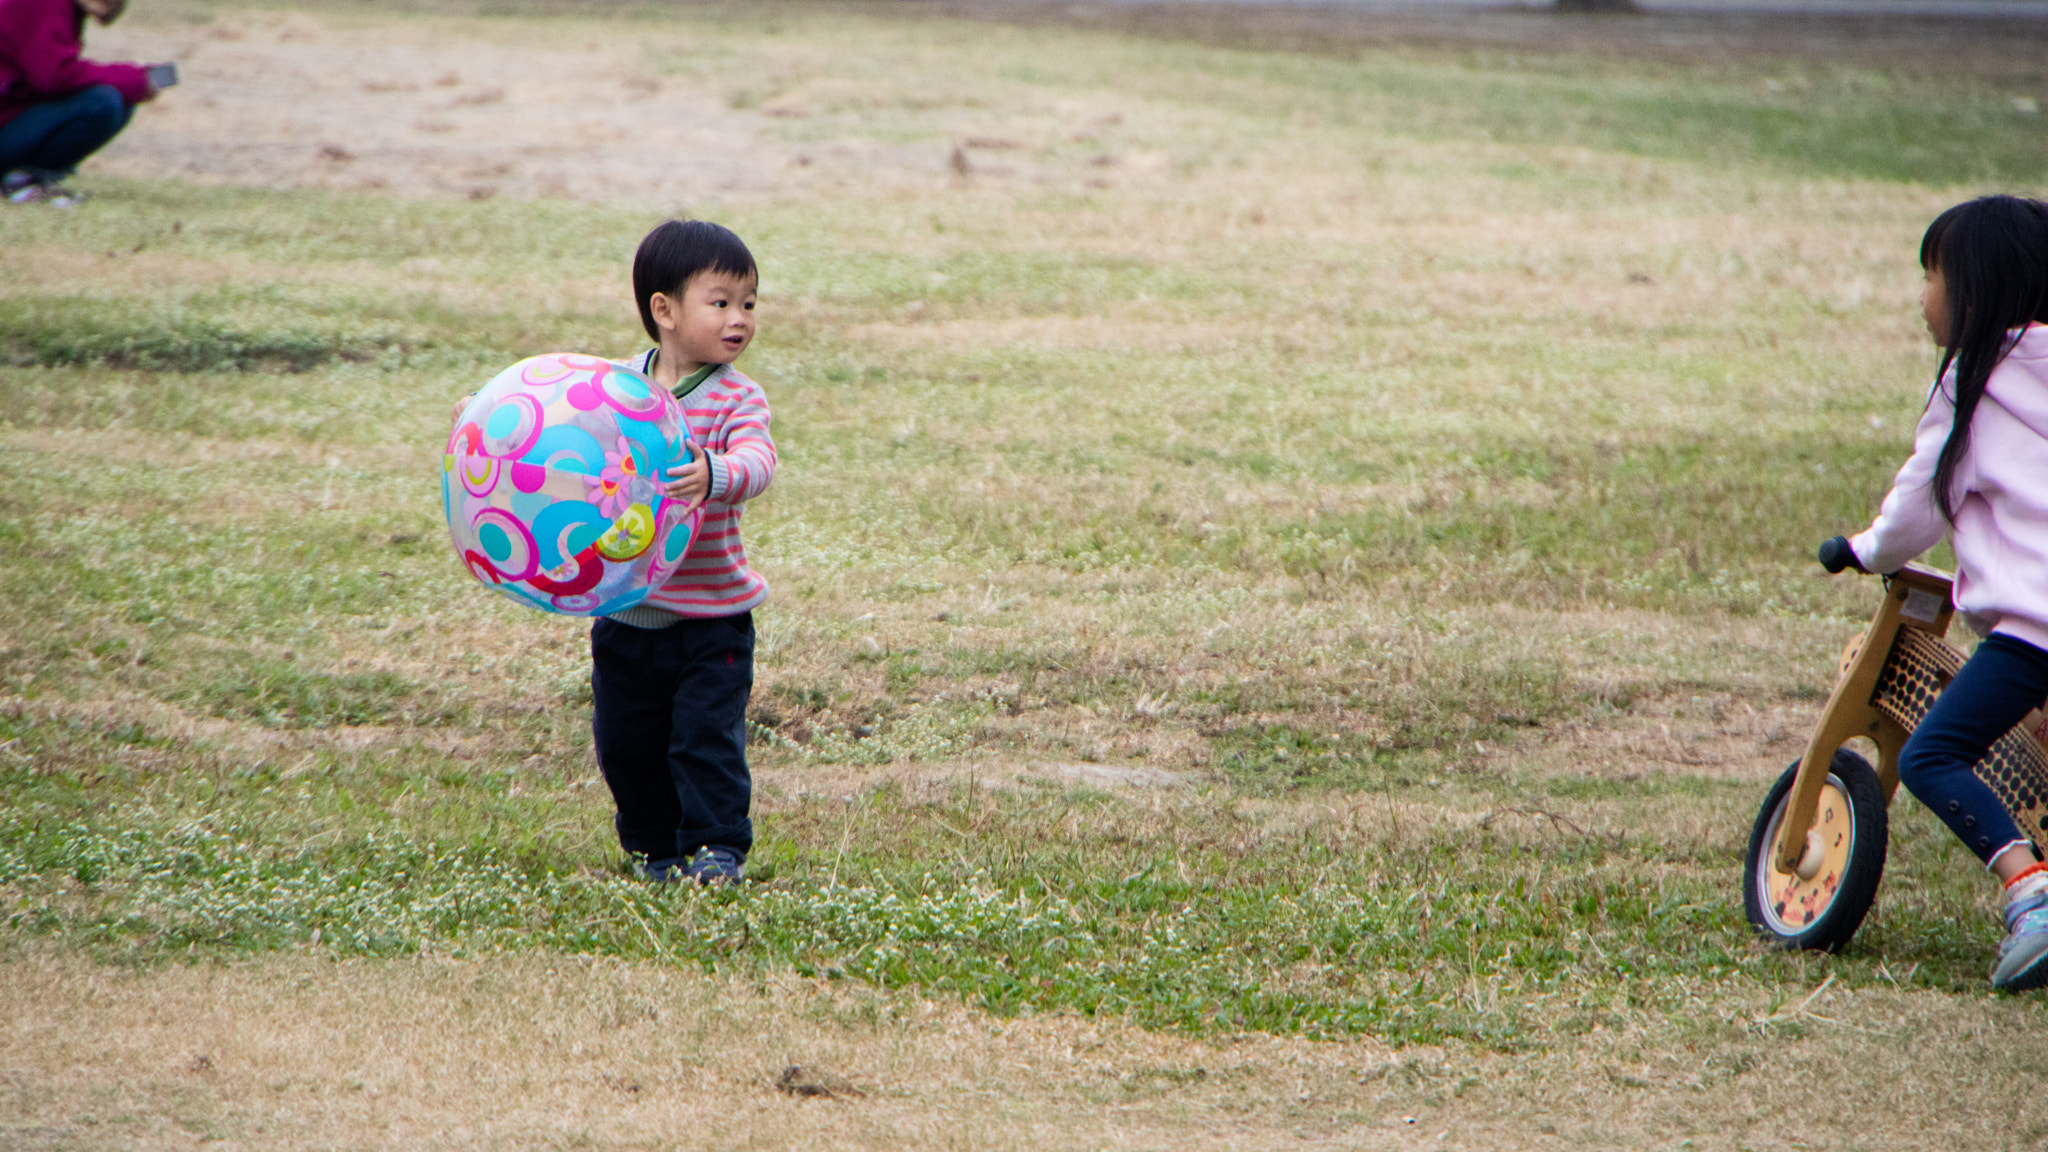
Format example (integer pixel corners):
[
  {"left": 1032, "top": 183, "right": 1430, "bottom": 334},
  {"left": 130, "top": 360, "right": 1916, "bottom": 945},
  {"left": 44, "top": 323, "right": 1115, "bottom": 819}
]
[{"left": 1829, "top": 194, "right": 2048, "bottom": 990}]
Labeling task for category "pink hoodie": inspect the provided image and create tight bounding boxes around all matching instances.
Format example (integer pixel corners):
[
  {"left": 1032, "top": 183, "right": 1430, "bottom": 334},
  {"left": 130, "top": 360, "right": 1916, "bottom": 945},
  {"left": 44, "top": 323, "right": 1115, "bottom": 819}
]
[
  {"left": 1852, "top": 325, "right": 2048, "bottom": 649},
  {"left": 0, "top": 0, "right": 150, "bottom": 128}
]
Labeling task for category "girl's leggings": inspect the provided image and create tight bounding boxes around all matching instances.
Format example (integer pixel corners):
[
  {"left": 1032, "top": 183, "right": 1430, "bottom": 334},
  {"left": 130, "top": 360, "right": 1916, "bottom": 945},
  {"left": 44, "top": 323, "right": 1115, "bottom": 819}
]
[{"left": 1898, "top": 632, "right": 2048, "bottom": 865}]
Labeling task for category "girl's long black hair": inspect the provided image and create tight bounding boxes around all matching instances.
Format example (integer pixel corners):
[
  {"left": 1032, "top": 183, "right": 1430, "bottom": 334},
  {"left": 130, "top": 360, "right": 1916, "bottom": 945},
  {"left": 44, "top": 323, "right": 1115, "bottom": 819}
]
[{"left": 1922, "top": 195, "right": 2048, "bottom": 523}]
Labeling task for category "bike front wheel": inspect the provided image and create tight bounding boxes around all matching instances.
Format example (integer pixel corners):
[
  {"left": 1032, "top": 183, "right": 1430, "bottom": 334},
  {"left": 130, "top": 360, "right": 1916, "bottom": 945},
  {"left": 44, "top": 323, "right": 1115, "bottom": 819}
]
[{"left": 1743, "top": 750, "right": 1889, "bottom": 952}]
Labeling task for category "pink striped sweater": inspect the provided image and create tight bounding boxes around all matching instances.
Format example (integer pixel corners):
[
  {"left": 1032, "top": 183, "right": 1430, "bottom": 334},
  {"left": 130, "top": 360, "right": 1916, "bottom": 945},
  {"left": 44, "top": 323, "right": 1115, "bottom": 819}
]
[{"left": 606, "top": 351, "right": 776, "bottom": 625}]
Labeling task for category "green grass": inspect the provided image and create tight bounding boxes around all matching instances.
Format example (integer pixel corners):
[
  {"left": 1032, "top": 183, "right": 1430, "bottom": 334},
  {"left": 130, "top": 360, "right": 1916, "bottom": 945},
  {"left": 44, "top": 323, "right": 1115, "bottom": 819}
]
[
  {"left": 1, "top": 0, "right": 2041, "bottom": 1060},
  {"left": 1174, "top": 50, "right": 2047, "bottom": 187},
  {"left": 0, "top": 295, "right": 391, "bottom": 373},
  {"left": 957, "top": 0, "right": 2048, "bottom": 185},
  {"left": 0, "top": 706, "right": 2011, "bottom": 1047}
]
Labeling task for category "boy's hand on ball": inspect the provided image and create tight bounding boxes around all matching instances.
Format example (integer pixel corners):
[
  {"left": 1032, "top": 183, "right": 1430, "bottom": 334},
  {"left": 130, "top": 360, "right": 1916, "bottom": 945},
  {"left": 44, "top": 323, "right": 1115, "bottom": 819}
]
[
  {"left": 665, "top": 455, "right": 710, "bottom": 512},
  {"left": 450, "top": 392, "right": 475, "bottom": 424}
]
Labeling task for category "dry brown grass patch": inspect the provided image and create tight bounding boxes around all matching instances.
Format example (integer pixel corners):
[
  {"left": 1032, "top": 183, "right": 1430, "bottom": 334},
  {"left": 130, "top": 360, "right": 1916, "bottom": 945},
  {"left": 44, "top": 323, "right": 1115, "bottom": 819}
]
[{"left": 7, "top": 946, "right": 2048, "bottom": 1150}]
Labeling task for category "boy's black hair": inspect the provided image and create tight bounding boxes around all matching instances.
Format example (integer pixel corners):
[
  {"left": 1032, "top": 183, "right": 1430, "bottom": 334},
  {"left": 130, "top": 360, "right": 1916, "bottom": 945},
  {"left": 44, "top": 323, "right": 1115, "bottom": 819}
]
[
  {"left": 632, "top": 220, "right": 757, "bottom": 343},
  {"left": 1920, "top": 195, "right": 2048, "bottom": 524}
]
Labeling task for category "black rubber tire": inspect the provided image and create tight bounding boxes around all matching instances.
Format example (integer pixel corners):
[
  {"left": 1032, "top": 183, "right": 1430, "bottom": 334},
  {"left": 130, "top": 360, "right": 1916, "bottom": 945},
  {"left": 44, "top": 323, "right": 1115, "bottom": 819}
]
[{"left": 1742, "top": 749, "right": 1889, "bottom": 952}]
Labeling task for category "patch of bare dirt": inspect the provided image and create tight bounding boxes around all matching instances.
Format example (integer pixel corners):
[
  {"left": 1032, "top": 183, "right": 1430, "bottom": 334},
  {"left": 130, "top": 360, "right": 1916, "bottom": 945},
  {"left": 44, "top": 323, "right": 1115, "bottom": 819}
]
[
  {"left": 77, "top": 3, "right": 2048, "bottom": 209},
  {"left": 1528, "top": 693, "right": 1814, "bottom": 783},
  {"left": 83, "top": 12, "right": 936, "bottom": 204}
]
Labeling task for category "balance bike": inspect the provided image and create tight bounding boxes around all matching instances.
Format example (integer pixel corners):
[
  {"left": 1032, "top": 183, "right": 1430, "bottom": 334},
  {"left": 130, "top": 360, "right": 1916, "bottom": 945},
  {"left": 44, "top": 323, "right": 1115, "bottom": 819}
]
[{"left": 1743, "top": 548, "right": 2048, "bottom": 950}]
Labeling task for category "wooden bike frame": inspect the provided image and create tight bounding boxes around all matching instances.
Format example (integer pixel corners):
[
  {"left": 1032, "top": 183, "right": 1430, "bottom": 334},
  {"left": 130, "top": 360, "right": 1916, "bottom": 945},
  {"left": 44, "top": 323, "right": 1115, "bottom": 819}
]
[{"left": 1776, "top": 563, "right": 2048, "bottom": 873}]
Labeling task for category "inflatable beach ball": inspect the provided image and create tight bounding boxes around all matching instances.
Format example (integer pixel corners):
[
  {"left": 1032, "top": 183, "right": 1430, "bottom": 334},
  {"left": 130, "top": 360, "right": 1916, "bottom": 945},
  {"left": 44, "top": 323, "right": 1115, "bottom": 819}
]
[{"left": 443, "top": 353, "right": 702, "bottom": 616}]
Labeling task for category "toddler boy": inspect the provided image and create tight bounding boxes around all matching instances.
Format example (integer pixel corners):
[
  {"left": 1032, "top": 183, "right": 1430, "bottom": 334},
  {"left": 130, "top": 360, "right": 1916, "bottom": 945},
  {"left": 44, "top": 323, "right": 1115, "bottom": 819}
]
[{"left": 593, "top": 219, "right": 776, "bottom": 884}]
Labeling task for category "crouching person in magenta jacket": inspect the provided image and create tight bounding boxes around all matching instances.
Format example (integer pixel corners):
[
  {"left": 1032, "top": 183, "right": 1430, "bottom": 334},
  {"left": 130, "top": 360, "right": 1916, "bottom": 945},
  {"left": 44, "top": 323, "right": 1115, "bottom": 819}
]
[{"left": 0, "top": 0, "right": 156, "bottom": 203}]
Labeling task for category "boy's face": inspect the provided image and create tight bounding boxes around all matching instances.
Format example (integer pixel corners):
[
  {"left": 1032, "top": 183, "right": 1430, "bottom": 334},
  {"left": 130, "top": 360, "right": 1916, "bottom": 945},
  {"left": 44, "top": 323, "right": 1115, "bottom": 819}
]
[{"left": 652, "top": 269, "right": 757, "bottom": 368}]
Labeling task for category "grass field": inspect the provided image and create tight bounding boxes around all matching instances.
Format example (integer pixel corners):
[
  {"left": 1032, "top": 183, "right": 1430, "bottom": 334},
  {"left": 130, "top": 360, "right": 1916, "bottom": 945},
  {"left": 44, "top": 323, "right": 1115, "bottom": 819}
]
[{"left": 5, "top": 1, "right": 2048, "bottom": 1148}]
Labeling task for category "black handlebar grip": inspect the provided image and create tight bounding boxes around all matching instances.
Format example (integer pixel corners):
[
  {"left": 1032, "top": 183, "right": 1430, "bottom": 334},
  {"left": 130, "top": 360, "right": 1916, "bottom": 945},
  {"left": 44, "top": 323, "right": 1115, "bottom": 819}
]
[{"left": 1817, "top": 536, "right": 1862, "bottom": 575}]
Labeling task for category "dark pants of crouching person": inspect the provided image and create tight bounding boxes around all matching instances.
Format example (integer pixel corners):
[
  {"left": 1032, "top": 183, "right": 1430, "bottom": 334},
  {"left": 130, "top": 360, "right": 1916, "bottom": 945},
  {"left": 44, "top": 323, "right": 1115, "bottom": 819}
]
[{"left": 0, "top": 83, "right": 131, "bottom": 186}]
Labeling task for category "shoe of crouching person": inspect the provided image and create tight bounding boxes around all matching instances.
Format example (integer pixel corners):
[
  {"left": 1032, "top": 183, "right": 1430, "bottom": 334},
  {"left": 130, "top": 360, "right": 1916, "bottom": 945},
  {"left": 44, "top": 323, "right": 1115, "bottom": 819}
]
[{"left": 5, "top": 174, "right": 79, "bottom": 206}]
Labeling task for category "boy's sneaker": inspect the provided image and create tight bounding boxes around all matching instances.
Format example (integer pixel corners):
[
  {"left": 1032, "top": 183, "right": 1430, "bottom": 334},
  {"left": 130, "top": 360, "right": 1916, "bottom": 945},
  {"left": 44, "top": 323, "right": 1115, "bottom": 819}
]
[
  {"left": 639, "top": 856, "right": 683, "bottom": 883},
  {"left": 685, "top": 845, "right": 744, "bottom": 886},
  {"left": 1992, "top": 889, "right": 2048, "bottom": 991}
]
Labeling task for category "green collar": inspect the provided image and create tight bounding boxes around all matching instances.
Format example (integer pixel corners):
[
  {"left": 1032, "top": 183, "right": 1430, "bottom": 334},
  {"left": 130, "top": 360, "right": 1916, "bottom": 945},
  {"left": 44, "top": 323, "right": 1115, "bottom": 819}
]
[
  {"left": 674, "top": 362, "right": 719, "bottom": 398},
  {"left": 642, "top": 350, "right": 720, "bottom": 398}
]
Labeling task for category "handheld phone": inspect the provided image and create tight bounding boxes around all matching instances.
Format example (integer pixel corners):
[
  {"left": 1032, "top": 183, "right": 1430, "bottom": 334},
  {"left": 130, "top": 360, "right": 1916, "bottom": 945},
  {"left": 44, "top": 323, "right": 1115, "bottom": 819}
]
[{"left": 145, "top": 62, "right": 178, "bottom": 90}]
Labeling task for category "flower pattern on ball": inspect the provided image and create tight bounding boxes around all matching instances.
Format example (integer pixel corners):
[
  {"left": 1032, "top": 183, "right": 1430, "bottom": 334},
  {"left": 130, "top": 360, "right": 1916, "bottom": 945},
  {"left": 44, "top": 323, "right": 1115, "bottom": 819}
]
[{"left": 442, "top": 353, "right": 704, "bottom": 617}]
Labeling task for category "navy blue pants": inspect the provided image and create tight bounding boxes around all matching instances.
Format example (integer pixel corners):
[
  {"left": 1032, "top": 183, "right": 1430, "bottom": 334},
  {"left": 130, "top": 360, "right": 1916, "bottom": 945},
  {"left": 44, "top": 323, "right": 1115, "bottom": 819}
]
[
  {"left": 1898, "top": 632, "right": 2048, "bottom": 864},
  {"left": 589, "top": 612, "right": 754, "bottom": 863},
  {"left": 0, "top": 85, "right": 132, "bottom": 179}
]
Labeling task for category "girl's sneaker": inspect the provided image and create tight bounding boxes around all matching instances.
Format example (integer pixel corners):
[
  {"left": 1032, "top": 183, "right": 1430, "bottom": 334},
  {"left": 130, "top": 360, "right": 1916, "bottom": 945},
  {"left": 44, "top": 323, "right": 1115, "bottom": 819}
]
[{"left": 1992, "top": 889, "right": 2048, "bottom": 991}]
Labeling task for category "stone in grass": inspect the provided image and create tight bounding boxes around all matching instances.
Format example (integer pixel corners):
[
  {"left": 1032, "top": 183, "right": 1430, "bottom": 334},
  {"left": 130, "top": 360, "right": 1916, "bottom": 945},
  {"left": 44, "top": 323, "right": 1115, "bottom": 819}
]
[{"left": 776, "top": 1065, "right": 865, "bottom": 1101}]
